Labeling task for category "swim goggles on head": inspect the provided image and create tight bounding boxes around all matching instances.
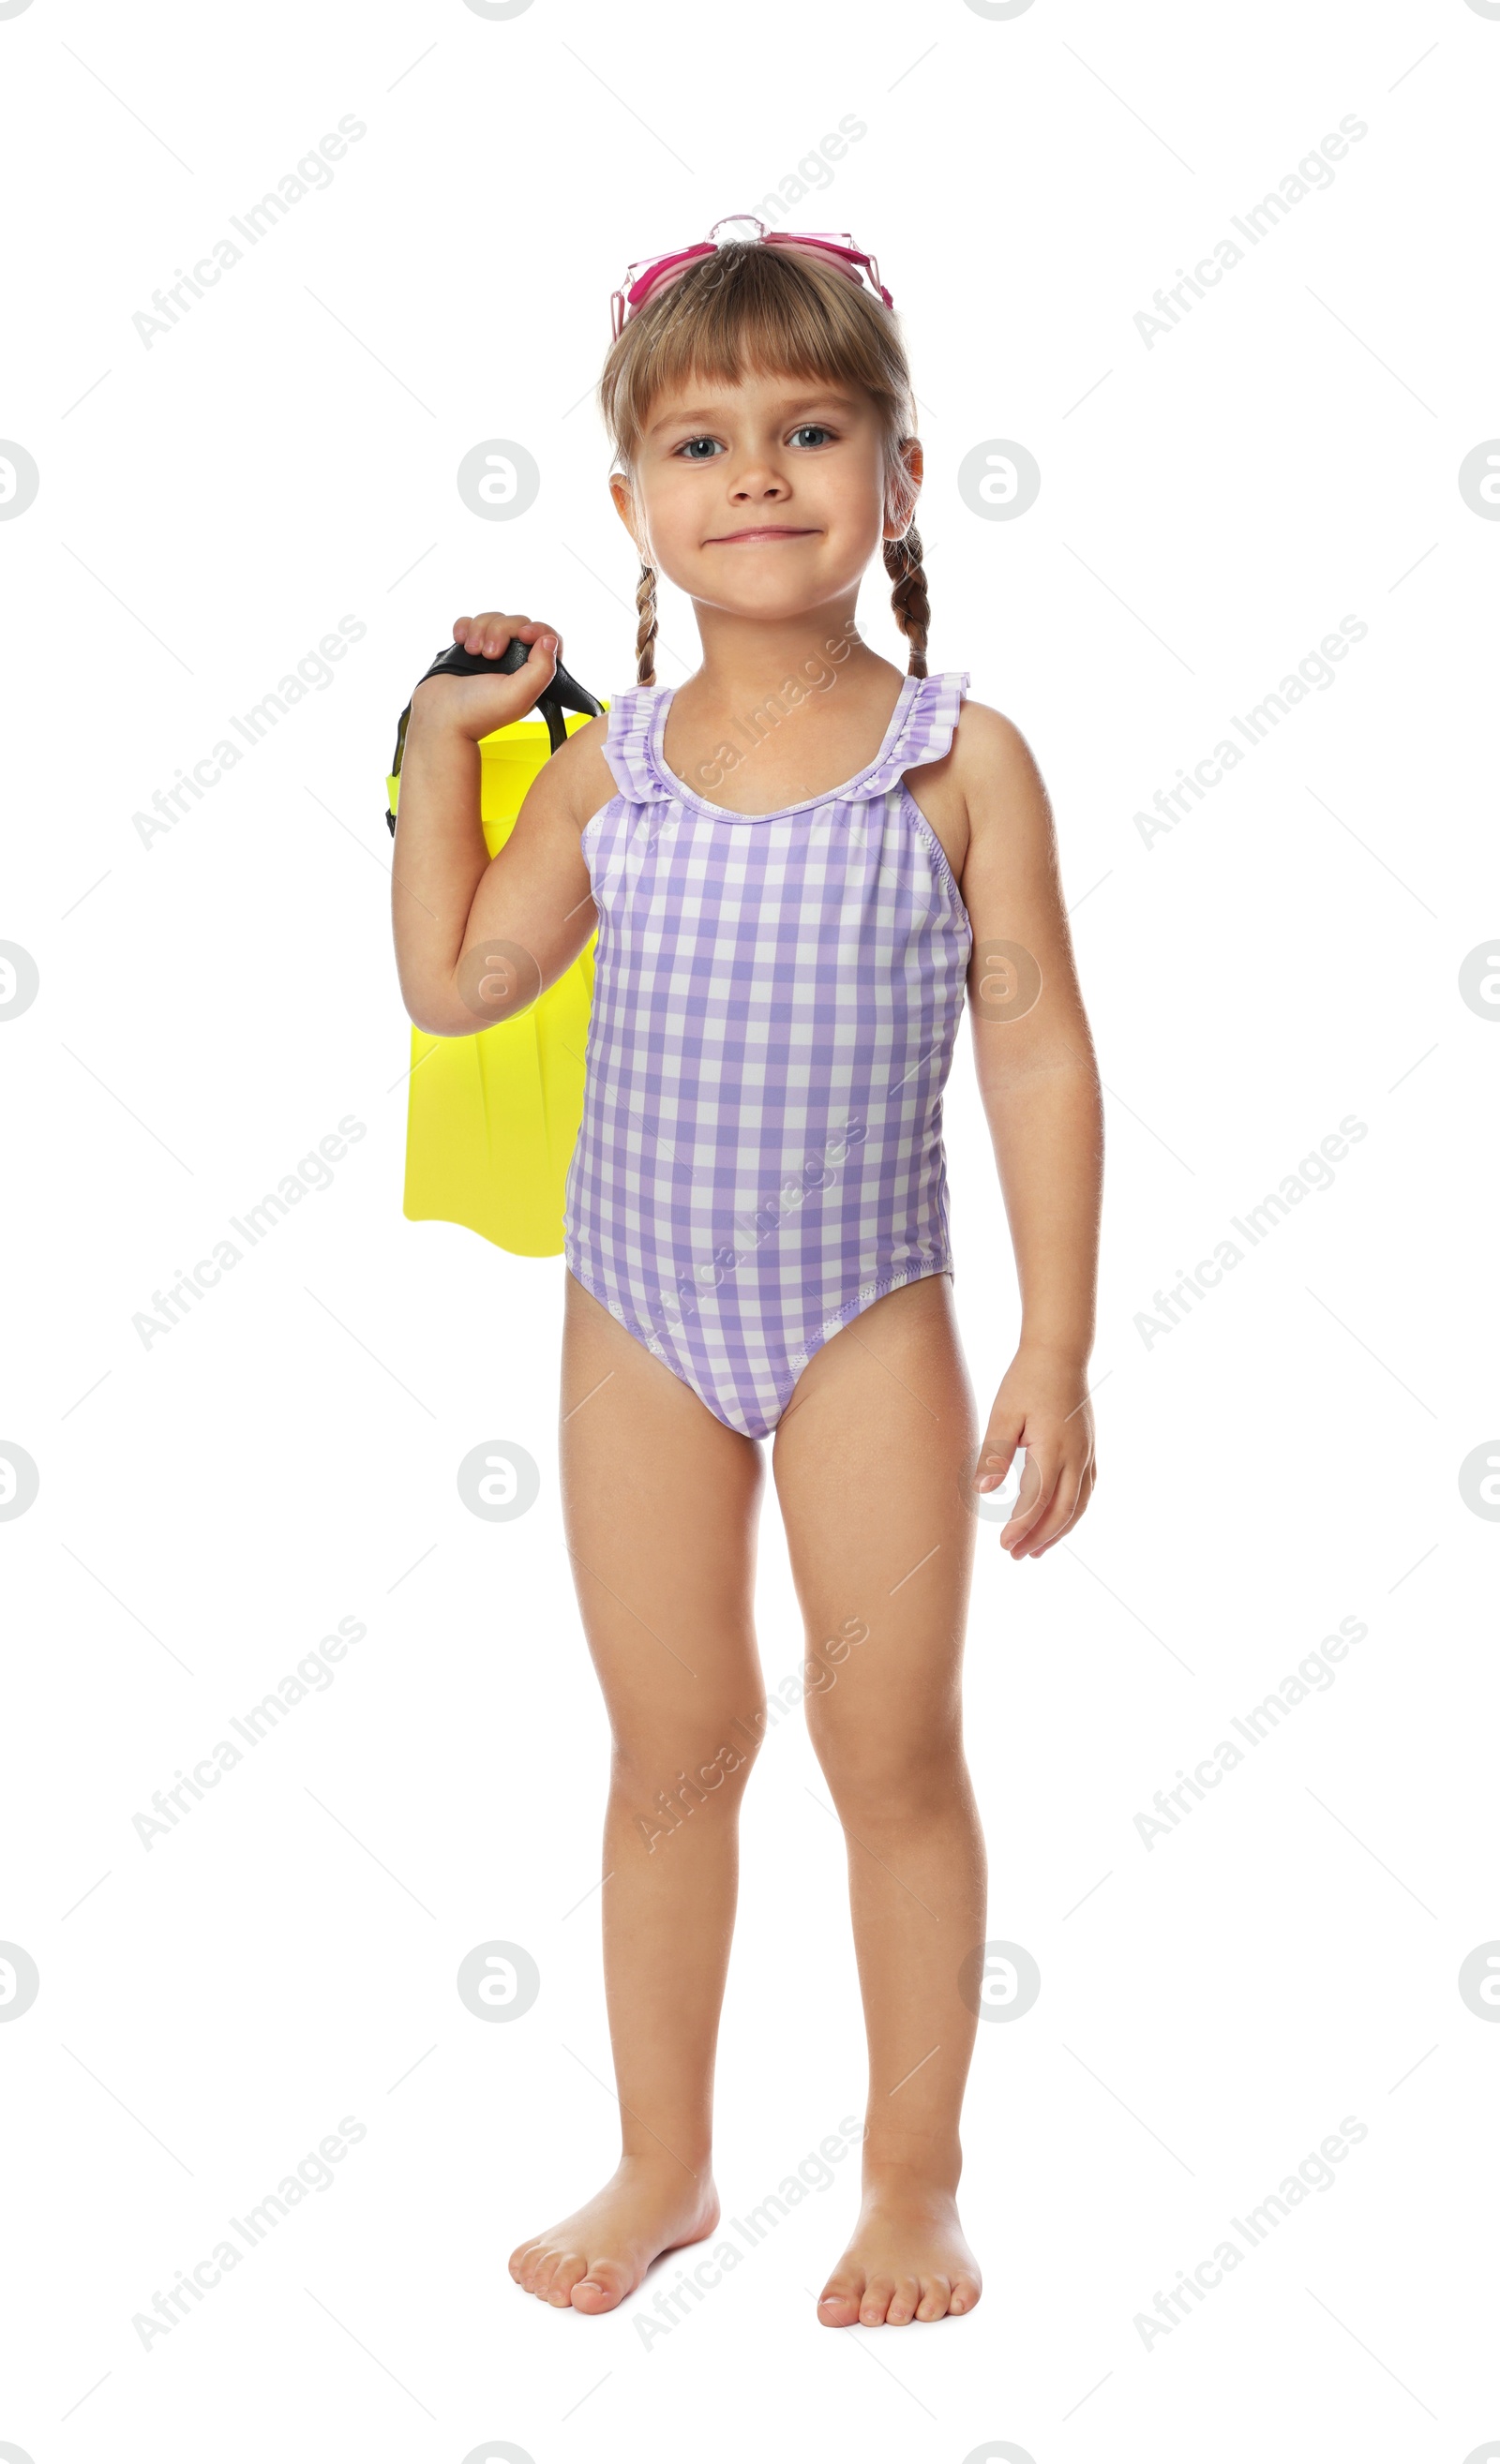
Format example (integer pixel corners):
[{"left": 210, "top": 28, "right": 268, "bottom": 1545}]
[{"left": 610, "top": 215, "right": 893, "bottom": 338}]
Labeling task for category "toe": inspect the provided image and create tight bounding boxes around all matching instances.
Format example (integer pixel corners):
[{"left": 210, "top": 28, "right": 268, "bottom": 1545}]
[
  {"left": 507, "top": 2240, "right": 538, "bottom": 2286},
  {"left": 572, "top": 2258, "right": 630, "bottom": 2314},
  {"left": 885, "top": 2275, "right": 922, "bottom": 2325},
  {"left": 950, "top": 2273, "right": 982, "bottom": 2316},
  {"left": 817, "top": 2271, "right": 864, "bottom": 2329},
  {"left": 547, "top": 2253, "right": 588, "bottom": 2307},
  {"left": 915, "top": 2274, "right": 952, "bottom": 2322},
  {"left": 859, "top": 2274, "right": 896, "bottom": 2326},
  {"left": 531, "top": 2253, "right": 561, "bottom": 2303}
]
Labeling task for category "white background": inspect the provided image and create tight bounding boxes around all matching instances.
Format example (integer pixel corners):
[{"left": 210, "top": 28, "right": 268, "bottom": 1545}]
[{"left": 2, "top": 0, "right": 1496, "bottom": 2457}]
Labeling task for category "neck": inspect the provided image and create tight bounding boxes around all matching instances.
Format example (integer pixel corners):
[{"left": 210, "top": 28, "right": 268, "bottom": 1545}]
[{"left": 676, "top": 592, "right": 898, "bottom": 711}]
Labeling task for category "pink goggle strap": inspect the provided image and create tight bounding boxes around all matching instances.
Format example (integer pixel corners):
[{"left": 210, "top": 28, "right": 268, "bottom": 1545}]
[{"left": 610, "top": 218, "right": 892, "bottom": 337}]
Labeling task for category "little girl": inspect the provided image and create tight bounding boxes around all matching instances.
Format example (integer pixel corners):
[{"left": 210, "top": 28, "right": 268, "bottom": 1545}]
[{"left": 391, "top": 218, "right": 1102, "bottom": 2329}]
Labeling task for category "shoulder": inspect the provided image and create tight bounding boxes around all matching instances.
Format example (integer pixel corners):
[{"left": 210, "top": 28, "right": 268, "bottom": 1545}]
[
  {"left": 948, "top": 696, "right": 1047, "bottom": 794},
  {"left": 943, "top": 696, "right": 1060, "bottom": 896},
  {"left": 906, "top": 691, "right": 1051, "bottom": 875},
  {"left": 549, "top": 708, "right": 615, "bottom": 783},
  {"left": 949, "top": 696, "right": 1055, "bottom": 836},
  {"left": 521, "top": 709, "right": 620, "bottom": 835}
]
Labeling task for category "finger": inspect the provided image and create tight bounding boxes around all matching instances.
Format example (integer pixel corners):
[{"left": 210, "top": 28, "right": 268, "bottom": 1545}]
[
  {"left": 1022, "top": 1458, "right": 1090, "bottom": 1558},
  {"left": 458, "top": 611, "right": 530, "bottom": 658},
  {"left": 1044, "top": 1456, "right": 1096, "bottom": 1549},
  {"left": 1036, "top": 1457, "right": 1098, "bottom": 1555},
  {"left": 476, "top": 611, "right": 531, "bottom": 658},
  {"left": 995, "top": 1448, "right": 1054, "bottom": 1547},
  {"left": 995, "top": 1443, "right": 1046, "bottom": 1535},
  {"left": 488, "top": 619, "right": 559, "bottom": 669},
  {"left": 973, "top": 1422, "right": 1023, "bottom": 1494},
  {"left": 456, "top": 611, "right": 515, "bottom": 648},
  {"left": 999, "top": 1449, "right": 1058, "bottom": 1554}
]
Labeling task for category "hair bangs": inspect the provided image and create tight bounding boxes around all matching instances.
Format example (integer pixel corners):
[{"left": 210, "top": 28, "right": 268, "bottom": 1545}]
[{"left": 600, "top": 243, "right": 910, "bottom": 471}]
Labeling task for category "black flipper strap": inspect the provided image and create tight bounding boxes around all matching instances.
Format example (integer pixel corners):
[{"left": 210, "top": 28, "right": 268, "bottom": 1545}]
[{"left": 386, "top": 635, "right": 605, "bottom": 834}]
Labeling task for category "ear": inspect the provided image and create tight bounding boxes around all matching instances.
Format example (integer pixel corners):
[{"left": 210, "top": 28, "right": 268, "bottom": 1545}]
[
  {"left": 609, "top": 470, "right": 648, "bottom": 558},
  {"left": 882, "top": 436, "right": 923, "bottom": 541}
]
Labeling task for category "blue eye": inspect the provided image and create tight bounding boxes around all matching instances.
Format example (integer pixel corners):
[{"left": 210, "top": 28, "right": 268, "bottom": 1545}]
[
  {"left": 790, "top": 424, "right": 834, "bottom": 447},
  {"left": 678, "top": 436, "right": 722, "bottom": 459}
]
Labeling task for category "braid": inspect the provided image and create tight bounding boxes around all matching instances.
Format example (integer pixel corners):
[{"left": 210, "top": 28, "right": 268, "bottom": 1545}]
[
  {"left": 884, "top": 525, "right": 930, "bottom": 679},
  {"left": 635, "top": 558, "right": 658, "bottom": 687}
]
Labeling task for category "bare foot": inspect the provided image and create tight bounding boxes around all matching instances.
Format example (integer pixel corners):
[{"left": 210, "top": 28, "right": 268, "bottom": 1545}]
[
  {"left": 509, "top": 2157, "right": 719, "bottom": 2315},
  {"left": 817, "top": 2181, "right": 982, "bottom": 2326}
]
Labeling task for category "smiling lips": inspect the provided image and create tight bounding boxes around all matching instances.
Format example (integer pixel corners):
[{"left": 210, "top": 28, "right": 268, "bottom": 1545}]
[{"left": 706, "top": 526, "right": 818, "bottom": 543}]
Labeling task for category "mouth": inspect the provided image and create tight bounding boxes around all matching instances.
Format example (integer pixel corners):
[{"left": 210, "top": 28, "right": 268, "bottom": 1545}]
[{"left": 705, "top": 526, "right": 819, "bottom": 544}]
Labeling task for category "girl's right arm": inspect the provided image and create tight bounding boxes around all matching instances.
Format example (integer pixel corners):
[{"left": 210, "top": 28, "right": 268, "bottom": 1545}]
[{"left": 389, "top": 609, "right": 614, "bottom": 1037}]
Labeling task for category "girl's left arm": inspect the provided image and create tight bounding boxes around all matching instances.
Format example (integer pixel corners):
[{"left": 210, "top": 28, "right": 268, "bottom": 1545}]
[{"left": 952, "top": 704, "right": 1104, "bottom": 1559}]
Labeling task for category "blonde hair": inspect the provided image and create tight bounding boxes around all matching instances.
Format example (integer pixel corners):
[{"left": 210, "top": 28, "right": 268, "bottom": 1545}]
[{"left": 598, "top": 239, "right": 927, "bottom": 687}]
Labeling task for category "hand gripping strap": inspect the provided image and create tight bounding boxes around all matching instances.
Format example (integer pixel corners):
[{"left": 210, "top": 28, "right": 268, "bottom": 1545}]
[{"left": 385, "top": 635, "right": 606, "bottom": 833}]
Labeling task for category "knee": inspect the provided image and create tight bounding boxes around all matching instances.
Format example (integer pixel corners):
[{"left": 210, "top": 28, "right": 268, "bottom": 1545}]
[
  {"left": 610, "top": 1718, "right": 762, "bottom": 1827},
  {"left": 813, "top": 1726, "right": 967, "bottom": 1831}
]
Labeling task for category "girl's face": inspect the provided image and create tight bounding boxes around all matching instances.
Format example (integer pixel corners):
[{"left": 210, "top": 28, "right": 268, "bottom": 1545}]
[{"left": 610, "top": 368, "right": 920, "bottom": 624}]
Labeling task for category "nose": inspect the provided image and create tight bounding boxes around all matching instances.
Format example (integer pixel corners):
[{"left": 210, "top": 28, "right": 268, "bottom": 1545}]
[{"left": 728, "top": 454, "right": 788, "bottom": 501}]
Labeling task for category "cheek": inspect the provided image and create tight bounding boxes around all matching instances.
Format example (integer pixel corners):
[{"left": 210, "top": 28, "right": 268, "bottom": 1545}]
[
  {"left": 836, "top": 475, "right": 895, "bottom": 562},
  {"left": 844, "top": 444, "right": 898, "bottom": 539},
  {"left": 788, "top": 448, "right": 882, "bottom": 545},
  {"left": 637, "top": 468, "right": 707, "bottom": 558}
]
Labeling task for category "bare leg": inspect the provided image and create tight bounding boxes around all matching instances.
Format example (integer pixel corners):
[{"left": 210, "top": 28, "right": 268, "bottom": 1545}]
[
  {"left": 508, "top": 1271, "right": 767, "bottom": 2312},
  {"left": 771, "top": 1272, "right": 986, "bottom": 2326}
]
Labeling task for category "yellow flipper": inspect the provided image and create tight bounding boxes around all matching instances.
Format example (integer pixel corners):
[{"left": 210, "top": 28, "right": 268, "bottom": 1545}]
[{"left": 389, "top": 708, "right": 602, "bottom": 1258}]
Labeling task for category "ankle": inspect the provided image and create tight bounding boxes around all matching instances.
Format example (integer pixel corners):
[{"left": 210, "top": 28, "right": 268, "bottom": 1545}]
[
  {"left": 859, "top": 2145, "right": 963, "bottom": 2202},
  {"left": 616, "top": 2148, "right": 715, "bottom": 2193}
]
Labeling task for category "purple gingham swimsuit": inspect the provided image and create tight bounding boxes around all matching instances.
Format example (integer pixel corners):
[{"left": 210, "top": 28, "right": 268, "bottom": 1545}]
[{"left": 562, "top": 670, "right": 973, "bottom": 1439}]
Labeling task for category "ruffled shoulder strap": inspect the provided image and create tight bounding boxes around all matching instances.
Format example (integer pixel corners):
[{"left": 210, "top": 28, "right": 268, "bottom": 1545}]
[
  {"left": 600, "top": 684, "right": 675, "bottom": 803},
  {"left": 860, "top": 670, "right": 969, "bottom": 799}
]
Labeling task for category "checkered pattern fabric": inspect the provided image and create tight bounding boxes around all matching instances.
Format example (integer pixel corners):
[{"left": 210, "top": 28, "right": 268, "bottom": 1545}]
[{"left": 562, "top": 671, "right": 973, "bottom": 1437}]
